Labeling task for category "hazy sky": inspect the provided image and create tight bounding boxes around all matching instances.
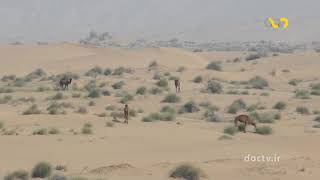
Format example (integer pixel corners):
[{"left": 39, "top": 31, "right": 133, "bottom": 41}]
[{"left": 0, "top": 0, "right": 319, "bottom": 43}]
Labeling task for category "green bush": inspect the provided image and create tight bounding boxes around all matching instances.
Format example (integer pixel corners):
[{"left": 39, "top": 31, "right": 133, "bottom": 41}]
[
  {"left": 85, "top": 66, "right": 103, "bottom": 77},
  {"left": 256, "top": 126, "right": 273, "bottom": 135},
  {"left": 288, "top": 79, "right": 301, "bottom": 86},
  {"left": 50, "top": 174, "right": 67, "bottom": 180},
  {"left": 227, "top": 99, "right": 246, "bottom": 114},
  {"left": 49, "top": 128, "right": 60, "bottom": 135},
  {"left": 4, "top": 170, "right": 29, "bottom": 180},
  {"left": 250, "top": 111, "right": 278, "bottom": 123},
  {"left": 206, "top": 61, "right": 222, "bottom": 71},
  {"left": 218, "top": 135, "right": 233, "bottom": 140},
  {"left": 149, "top": 87, "right": 163, "bottom": 95},
  {"left": 112, "top": 81, "right": 125, "bottom": 89},
  {"left": 295, "top": 90, "right": 310, "bottom": 99},
  {"left": 156, "top": 78, "right": 168, "bottom": 88},
  {"left": 203, "top": 110, "right": 222, "bottom": 122},
  {"left": 179, "top": 101, "right": 199, "bottom": 113},
  {"left": 161, "top": 106, "right": 176, "bottom": 114},
  {"left": 112, "top": 67, "right": 126, "bottom": 76},
  {"left": 103, "top": 68, "right": 112, "bottom": 76},
  {"left": 0, "top": 121, "right": 4, "bottom": 129},
  {"left": 0, "top": 95, "right": 12, "bottom": 104},
  {"left": 136, "top": 86, "right": 147, "bottom": 95},
  {"left": 313, "top": 124, "right": 320, "bottom": 128},
  {"left": 120, "top": 94, "right": 134, "bottom": 104},
  {"left": 177, "top": 66, "right": 186, "bottom": 72},
  {"left": 51, "top": 92, "right": 65, "bottom": 100},
  {"left": 88, "top": 89, "right": 100, "bottom": 98},
  {"left": 33, "top": 128, "right": 48, "bottom": 135},
  {"left": 32, "top": 162, "right": 52, "bottom": 178},
  {"left": 82, "top": 123, "right": 93, "bottom": 135},
  {"left": 148, "top": 61, "right": 158, "bottom": 68},
  {"left": 23, "top": 104, "right": 41, "bottom": 115},
  {"left": 169, "top": 164, "right": 204, "bottom": 180},
  {"left": 0, "top": 87, "right": 14, "bottom": 93},
  {"left": 296, "top": 106, "right": 310, "bottom": 115},
  {"left": 223, "top": 125, "right": 238, "bottom": 135},
  {"left": 248, "top": 76, "right": 268, "bottom": 89},
  {"left": 163, "top": 94, "right": 180, "bottom": 103},
  {"left": 273, "top": 101, "right": 287, "bottom": 110},
  {"left": 204, "top": 80, "right": 222, "bottom": 94},
  {"left": 153, "top": 73, "right": 162, "bottom": 80},
  {"left": 193, "top": 75, "right": 203, "bottom": 83},
  {"left": 76, "top": 106, "right": 88, "bottom": 114}
]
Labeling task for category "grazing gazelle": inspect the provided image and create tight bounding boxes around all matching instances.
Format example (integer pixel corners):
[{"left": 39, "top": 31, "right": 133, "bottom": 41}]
[{"left": 234, "top": 114, "right": 256, "bottom": 133}]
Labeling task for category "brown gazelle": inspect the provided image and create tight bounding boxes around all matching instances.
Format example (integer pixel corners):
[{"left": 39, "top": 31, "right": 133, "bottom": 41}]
[
  {"left": 234, "top": 114, "right": 256, "bottom": 133},
  {"left": 174, "top": 79, "right": 181, "bottom": 93}
]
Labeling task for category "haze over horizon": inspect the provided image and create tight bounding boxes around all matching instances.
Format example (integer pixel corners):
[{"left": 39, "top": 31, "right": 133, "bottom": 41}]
[{"left": 1, "top": 0, "right": 319, "bottom": 43}]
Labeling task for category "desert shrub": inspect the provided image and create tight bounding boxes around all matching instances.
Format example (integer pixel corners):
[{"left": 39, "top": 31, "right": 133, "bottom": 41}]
[
  {"left": 248, "top": 76, "right": 268, "bottom": 89},
  {"left": 3, "top": 129, "right": 17, "bottom": 136},
  {"left": 47, "top": 102, "right": 66, "bottom": 115},
  {"left": 23, "top": 104, "right": 41, "bottom": 115},
  {"left": 204, "top": 109, "right": 222, "bottom": 122},
  {"left": 50, "top": 174, "right": 67, "bottom": 180},
  {"left": 50, "top": 92, "right": 65, "bottom": 100},
  {"left": 223, "top": 125, "right": 238, "bottom": 135},
  {"left": 13, "top": 78, "right": 27, "bottom": 87},
  {"left": 112, "top": 67, "right": 126, "bottom": 76},
  {"left": 246, "top": 103, "right": 265, "bottom": 112},
  {"left": 148, "top": 61, "right": 158, "bottom": 69},
  {"left": 169, "top": 164, "right": 204, "bottom": 180},
  {"left": 137, "top": 108, "right": 144, "bottom": 113},
  {"left": 112, "top": 81, "right": 125, "bottom": 89},
  {"left": 204, "top": 80, "right": 222, "bottom": 94},
  {"left": 149, "top": 87, "right": 163, "bottom": 95},
  {"left": 156, "top": 78, "right": 168, "bottom": 88},
  {"left": 33, "top": 128, "right": 48, "bottom": 135},
  {"left": 161, "top": 106, "right": 176, "bottom": 114},
  {"left": 237, "top": 123, "right": 246, "bottom": 132},
  {"left": 179, "top": 101, "right": 199, "bottom": 113},
  {"left": 16, "top": 97, "right": 36, "bottom": 103},
  {"left": 250, "top": 111, "right": 278, "bottom": 123},
  {"left": 273, "top": 101, "right": 287, "bottom": 110},
  {"left": 106, "top": 122, "right": 115, "bottom": 127},
  {"left": 142, "top": 111, "right": 176, "bottom": 122},
  {"left": 296, "top": 106, "right": 310, "bottom": 115},
  {"left": 294, "top": 90, "right": 310, "bottom": 99},
  {"left": 314, "top": 116, "right": 320, "bottom": 122},
  {"left": 103, "top": 68, "right": 112, "bottom": 76},
  {"left": 4, "top": 170, "right": 29, "bottom": 180},
  {"left": 96, "top": 112, "right": 107, "bottom": 117},
  {"left": 0, "top": 87, "right": 14, "bottom": 93},
  {"left": 311, "top": 90, "right": 320, "bottom": 96},
  {"left": 105, "top": 105, "right": 116, "bottom": 111},
  {"left": 37, "top": 86, "right": 50, "bottom": 92},
  {"left": 164, "top": 72, "right": 171, "bottom": 76},
  {"left": 48, "top": 128, "right": 60, "bottom": 135},
  {"left": 288, "top": 79, "right": 301, "bottom": 86},
  {"left": 26, "top": 68, "right": 47, "bottom": 80},
  {"left": 245, "top": 52, "right": 266, "bottom": 61},
  {"left": 256, "top": 126, "right": 273, "bottom": 135},
  {"left": 82, "top": 123, "right": 93, "bottom": 135},
  {"left": 0, "top": 95, "right": 12, "bottom": 104},
  {"left": 88, "top": 89, "right": 100, "bottom": 98},
  {"left": 153, "top": 73, "right": 162, "bottom": 80},
  {"left": 136, "top": 86, "right": 147, "bottom": 95},
  {"left": 110, "top": 111, "right": 124, "bottom": 119},
  {"left": 55, "top": 165, "right": 67, "bottom": 171},
  {"left": 85, "top": 66, "right": 103, "bottom": 77},
  {"left": 101, "top": 90, "right": 111, "bottom": 96},
  {"left": 218, "top": 135, "right": 233, "bottom": 140},
  {"left": 120, "top": 94, "right": 134, "bottom": 104},
  {"left": 313, "top": 110, "right": 320, "bottom": 115},
  {"left": 88, "top": 101, "right": 95, "bottom": 106},
  {"left": 260, "top": 92, "right": 269, "bottom": 96},
  {"left": 193, "top": 75, "right": 203, "bottom": 83},
  {"left": 169, "top": 76, "right": 179, "bottom": 81},
  {"left": 72, "top": 93, "right": 81, "bottom": 98},
  {"left": 163, "top": 94, "right": 180, "bottom": 103},
  {"left": 32, "top": 162, "right": 52, "bottom": 178},
  {"left": 142, "top": 116, "right": 153, "bottom": 122},
  {"left": 199, "top": 101, "right": 211, "bottom": 108},
  {"left": 313, "top": 124, "right": 320, "bottom": 128},
  {"left": 177, "top": 66, "right": 186, "bottom": 72},
  {"left": 129, "top": 109, "right": 137, "bottom": 117},
  {"left": 76, "top": 106, "right": 88, "bottom": 114},
  {"left": 83, "top": 80, "right": 98, "bottom": 92},
  {"left": 0, "top": 121, "right": 4, "bottom": 129},
  {"left": 227, "top": 99, "right": 246, "bottom": 114},
  {"left": 206, "top": 61, "right": 222, "bottom": 71},
  {"left": 1, "top": 74, "right": 16, "bottom": 82}
]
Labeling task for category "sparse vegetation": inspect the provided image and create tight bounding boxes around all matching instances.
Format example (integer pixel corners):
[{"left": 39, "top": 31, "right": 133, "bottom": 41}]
[
  {"left": 32, "top": 162, "right": 52, "bottom": 178},
  {"left": 85, "top": 66, "right": 103, "bottom": 77},
  {"left": 87, "top": 89, "right": 100, "bottom": 98},
  {"left": 76, "top": 106, "right": 88, "bottom": 114},
  {"left": 169, "top": 164, "right": 204, "bottom": 180},
  {"left": 120, "top": 94, "right": 134, "bottom": 104},
  {"left": 223, "top": 125, "right": 238, "bottom": 135},
  {"left": 82, "top": 122, "right": 93, "bottom": 135},
  {"left": 250, "top": 111, "right": 279, "bottom": 123},
  {"left": 255, "top": 126, "right": 273, "bottom": 135},
  {"left": 4, "top": 170, "right": 29, "bottom": 180},
  {"left": 112, "top": 81, "right": 125, "bottom": 89},
  {"left": 296, "top": 106, "right": 310, "bottom": 115},
  {"left": 206, "top": 61, "right": 222, "bottom": 71},
  {"left": 248, "top": 76, "right": 268, "bottom": 89},
  {"left": 295, "top": 90, "right": 310, "bottom": 99},
  {"left": 289, "top": 79, "right": 301, "bottom": 86},
  {"left": 156, "top": 78, "right": 168, "bottom": 88},
  {"left": 149, "top": 87, "right": 163, "bottom": 95},
  {"left": 103, "top": 68, "right": 112, "bottom": 76},
  {"left": 179, "top": 101, "right": 200, "bottom": 113},
  {"left": 193, "top": 75, "right": 203, "bottom": 83},
  {"left": 273, "top": 101, "right": 287, "bottom": 110},
  {"left": 204, "top": 80, "right": 222, "bottom": 94},
  {"left": 163, "top": 94, "right": 180, "bottom": 103},
  {"left": 136, "top": 86, "right": 147, "bottom": 95},
  {"left": 227, "top": 99, "right": 246, "bottom": 114},
  {"left": 23, "top": 104, "right": 41, "bottom": 115}
]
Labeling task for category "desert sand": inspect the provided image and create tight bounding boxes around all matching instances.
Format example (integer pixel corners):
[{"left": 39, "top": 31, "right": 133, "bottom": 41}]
[{"left": 0, "top": 43, "right": 320, "bottom": 180}]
